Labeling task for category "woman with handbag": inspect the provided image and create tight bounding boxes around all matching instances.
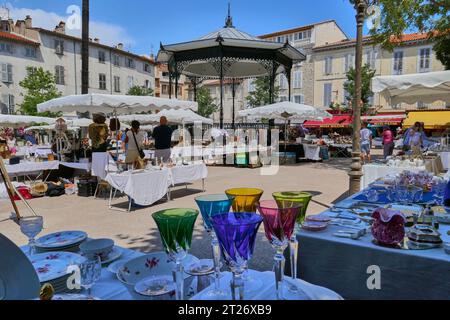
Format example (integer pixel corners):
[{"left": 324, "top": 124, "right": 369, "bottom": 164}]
[{"left": 125, "top": 121, "right": 146, "bottom": 168}]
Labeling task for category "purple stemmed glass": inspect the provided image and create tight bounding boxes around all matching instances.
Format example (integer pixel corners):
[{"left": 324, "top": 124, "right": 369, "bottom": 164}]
[
  {"left": 210, "top": 212, "right": 263, "bottom": 300},
  {"left": 257, "top": 200, "right": 301, "bottom": 300}
]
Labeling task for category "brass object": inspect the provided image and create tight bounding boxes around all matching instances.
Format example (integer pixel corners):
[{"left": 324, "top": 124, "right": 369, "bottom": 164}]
[{"left": 39, "top": 283, "right": 55, "bottom": 301}]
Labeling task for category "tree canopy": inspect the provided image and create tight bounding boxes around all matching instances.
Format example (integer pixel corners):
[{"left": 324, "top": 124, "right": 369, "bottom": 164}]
[
  {"left": 366, "top": 0, "right": 450, "bottom": 69},
  {"left": 126, "top": 86, "right": 154, "bottom": 96},
  {"left": 19, "top": 66, "right": 62, "bottom": 117},
  {"left": 196, "top": 87, "right": 218, "bottom": 118},
  {"left": 343, "top": 64, "right": 377, "bottom": 114},
  {"left": 245, "top": 77, "right": 280, "bottom": 108}
]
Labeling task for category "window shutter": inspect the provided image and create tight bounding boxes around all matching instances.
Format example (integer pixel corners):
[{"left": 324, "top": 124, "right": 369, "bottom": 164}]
[
  {"left": 7, "top": 64, "right": 12, "bottom": 83},
  {"left": 1, "top": 63, "right": 7, "bottom": 82}
]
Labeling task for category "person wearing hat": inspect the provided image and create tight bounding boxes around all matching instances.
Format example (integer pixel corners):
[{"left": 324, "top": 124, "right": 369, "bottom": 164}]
[{"left": 88, "top": 113, "right": 109, "bottom": 153}]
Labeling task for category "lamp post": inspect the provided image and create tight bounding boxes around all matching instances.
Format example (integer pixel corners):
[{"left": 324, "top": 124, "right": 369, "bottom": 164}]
[
  {"left": 348, "top": 0, "right": 376, "bottom": 195},
  {"left": 81, "top": 0, "right": 89, "bottom": 94}
]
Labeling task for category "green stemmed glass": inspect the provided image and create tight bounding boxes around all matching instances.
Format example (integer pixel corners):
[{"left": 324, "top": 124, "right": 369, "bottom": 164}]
[
  {"left": 152, "top": 208, "right": 199, "bottom": 300},
  {"left": 273, "top": 191, "right": 312, "bottom": 290}
]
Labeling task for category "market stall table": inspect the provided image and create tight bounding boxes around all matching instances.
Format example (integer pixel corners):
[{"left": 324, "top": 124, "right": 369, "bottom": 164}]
[
  {"left": 168, "top": 162, "right": 207, "bottom": 192},
  {"left": 361, "top": 164, "right": 427, "bottom": 189},
  {"left": 105, "top": 169, "right": 171, "bottom": 212},
  {"left": 4, "top": 160, "right": 60, "bottom": 182},
  {"left": 294, "top": 194, "right": 450, "bottom": 300},
  {"left": 302, "top": 144, "right": 321, "bottom": 161},
  {"left": 18, "top": 244, "right": 341, "bottom": 300},
  {"left": 437, "top": 152, "right": 450, "bottom": 171}
]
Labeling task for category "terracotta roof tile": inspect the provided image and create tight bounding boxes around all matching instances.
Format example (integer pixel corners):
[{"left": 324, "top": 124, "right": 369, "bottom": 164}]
[
  {"left": 0, "top": 31, "right": 39, "bottom": 45},
  {"left": 314, "top": 32, "right": 433, "bottom": 50}
]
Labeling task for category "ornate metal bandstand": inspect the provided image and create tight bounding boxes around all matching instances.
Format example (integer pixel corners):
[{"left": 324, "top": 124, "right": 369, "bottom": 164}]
[{"left": 156, "top": 7, "right": 306, "bottom": 129}]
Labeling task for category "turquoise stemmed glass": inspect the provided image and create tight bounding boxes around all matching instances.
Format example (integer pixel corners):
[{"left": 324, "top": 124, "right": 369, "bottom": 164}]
[{"left": 195, "top": 194, "right": 234, "bottom": 299}]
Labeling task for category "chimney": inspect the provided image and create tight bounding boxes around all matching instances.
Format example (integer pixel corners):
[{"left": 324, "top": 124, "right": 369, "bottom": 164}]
[
  {"left": 25, "top": 15, "right": 32, "bottom": 28},
  {"left": 15, "top": 20, "right": 26, "bottom": 35},
  {"left": 94, "top": 38, "right": 99, "bottom": 44},
  {"left": 7, "top": 18, "right": 13, "bottom": 32},
  {"left": 117, "top": 43, "right": 123, "bottom": 50},
  {"left": 55, "top": 21, "right": 66, "bottom": 34}
]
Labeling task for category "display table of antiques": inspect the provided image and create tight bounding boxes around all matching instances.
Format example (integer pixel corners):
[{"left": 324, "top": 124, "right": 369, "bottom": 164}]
[
  {"left": 295, "top": 171, "right": 450, "bottom": 300},
  {"left": 105, "top": 163, "right": 208, "bottom": 211}
]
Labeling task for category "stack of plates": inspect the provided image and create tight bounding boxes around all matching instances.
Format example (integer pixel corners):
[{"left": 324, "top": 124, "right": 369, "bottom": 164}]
[
  {"left": 35, "top": 231, "right": 88, "bottom": 253},
  {"left": 30, "top": 252, "right": 86, "bottom": 294}
]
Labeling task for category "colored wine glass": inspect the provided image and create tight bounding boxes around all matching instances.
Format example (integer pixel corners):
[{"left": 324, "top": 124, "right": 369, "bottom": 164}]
[
  {"left": 272, "top": 191, "right": 312, "bottom": 288},
  {"left": 195, "top": 194, "right": 234, "bottom": 299},
  {"left": 210, "top": 212, "right": 262, "bottom": 300},
  {"left": 152, "top": 208, "right": 198, "bottom": 300},
  {"left": 225, "top": 188, "right": 264, "bottom": 212},
  {"left": 257, "top": 200, "right": 301, "bottom": 300}
]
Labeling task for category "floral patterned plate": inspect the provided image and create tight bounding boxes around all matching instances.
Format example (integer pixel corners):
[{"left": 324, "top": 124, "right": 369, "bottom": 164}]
[
  {"left": 30, "top": 252, "right": 86, "bottom": 283},
  {"left": 36, "top": 231, "right": 87, "bottom": 249}
]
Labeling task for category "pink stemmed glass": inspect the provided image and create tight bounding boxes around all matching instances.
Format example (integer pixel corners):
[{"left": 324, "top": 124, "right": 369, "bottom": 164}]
[{"left": 257, "top": 200, "right": 301, "bottom": 300}]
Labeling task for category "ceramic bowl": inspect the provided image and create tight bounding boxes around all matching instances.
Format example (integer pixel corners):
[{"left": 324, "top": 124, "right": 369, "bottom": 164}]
[
  {"left": 79, "top": 238, "right": 114, "bottom": 261},
  {"left": 116, "top": 252, "right": 198, "bottom": 300}
]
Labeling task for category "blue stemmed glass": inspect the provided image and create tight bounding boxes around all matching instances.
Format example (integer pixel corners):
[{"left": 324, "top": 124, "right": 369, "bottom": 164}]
[
  {"left": 210, "top": 212, "right": 263, "bottom": 300},
  {"left": 195, "top": 194, "right": 234, "bottom": 299}
]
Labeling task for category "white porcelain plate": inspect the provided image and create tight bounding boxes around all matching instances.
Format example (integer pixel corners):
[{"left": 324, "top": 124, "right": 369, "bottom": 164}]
[
  {"left": 30, "top": 252, "right": 86, "bottom": 283},
  {"left": 36, "top": 231, "right": 87, "bottom": 249},
  {"left": 100, "top": 246, "right": 122, "bottom": 265}
]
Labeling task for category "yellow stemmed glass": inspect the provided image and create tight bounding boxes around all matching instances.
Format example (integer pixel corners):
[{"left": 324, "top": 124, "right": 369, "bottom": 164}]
[{"left": 225, "top": 188, "right": 264, "bottom": 213}]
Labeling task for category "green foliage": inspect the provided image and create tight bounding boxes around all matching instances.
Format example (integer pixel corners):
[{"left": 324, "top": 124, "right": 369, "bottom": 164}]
[
  {"left": 245, "top": 77, "right": 280, "bottom": 108},
  {"left": 343, "top": 64, "right": 376, "bottom": 114},
  {"left": 19, "top": 66, "right": 62, "bottom": 116},
  {"left": 196, "top": 87, "right": 218, "bottom": 118},
  {"left": 367, "top": 0, "right": 450, "bottom": 69},
  {"left": 126, "top": 86, "right": 154, "bottom": 96}
]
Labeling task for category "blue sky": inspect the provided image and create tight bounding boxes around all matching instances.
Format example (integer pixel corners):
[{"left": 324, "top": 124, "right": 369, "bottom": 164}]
[{"left": 6, "top": 0, "right": 365, "bottom": 55}]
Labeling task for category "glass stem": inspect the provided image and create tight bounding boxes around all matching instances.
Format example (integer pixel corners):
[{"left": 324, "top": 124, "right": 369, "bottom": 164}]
[
  {"left": 29, "top": 237, "right": 35, "bottom": 256},
  {"left": 211, "top": 234, "right": 221, "bottom": 291},
  {"left": 173, "top": 260, "right": 184, "bottom": 300},
  {"left": 231, "top": 271, "right": 244, "bottom": 300},
  {"left": 290, "top": 236, "right": 298, "bottom": 279},
  {"left": 274, "top": 248, "right": 285, "bottom": 300}
]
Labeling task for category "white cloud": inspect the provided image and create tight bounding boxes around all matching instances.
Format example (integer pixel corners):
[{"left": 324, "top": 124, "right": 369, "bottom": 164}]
[{"left": 6, "top": 3, "right": 135, "bottom": 47}]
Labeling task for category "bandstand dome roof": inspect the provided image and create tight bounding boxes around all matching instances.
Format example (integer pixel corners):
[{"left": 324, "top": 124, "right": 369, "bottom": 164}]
[{"left": 156, "top": 10, "right": 306, "bottom": 79}]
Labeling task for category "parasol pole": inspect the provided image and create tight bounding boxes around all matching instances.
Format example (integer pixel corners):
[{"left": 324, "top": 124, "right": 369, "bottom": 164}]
[{"left": 284, "top": 117, "right": 288, "bottom": 163}]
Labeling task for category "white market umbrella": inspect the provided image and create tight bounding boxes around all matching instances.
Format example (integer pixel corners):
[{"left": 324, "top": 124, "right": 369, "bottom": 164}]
[
  {"left": 26, "top": 125, "right": 80, "bottom": 132},
  {"left": 37, "top": 93, "right": 198, "bottom": 114},
  {"left": 118, "top": 109, "right": 213, "bottom": 125},
  {"left": 239, "top": 101, "right": 332, "bottom": 160},
  {"left": 0, "top": 115, "right": 55, "bottom": 128},
  {"left": 66, "top": 118, "right": 130, "bottom": 130},
  {"left": 238, "top": 101, "right": 331, "bottom": 121},
  {"left": 372, "top": 71, "right": 450, "bottom": 105}
]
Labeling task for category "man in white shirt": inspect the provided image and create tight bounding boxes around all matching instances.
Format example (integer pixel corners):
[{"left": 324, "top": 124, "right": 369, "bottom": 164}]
[{"left": 360, "top": 122, "right": 373, "bottom": 164}]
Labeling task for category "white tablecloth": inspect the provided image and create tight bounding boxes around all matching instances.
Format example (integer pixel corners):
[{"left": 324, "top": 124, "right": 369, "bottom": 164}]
[
  {"left": 191, "top": 271, "right": 342, "bottom": 300},
  {"left": 168, "top": 163, "right": 208, "bottom": 186},
  {"left": 4, "top": 160, "right": 60, "bottom": 175},
  {"left": 105, "top": 169, "right": 171, "bottom": 206},
  {"left": 91, "top": 152, "right": 109, "bottom": 180},
  {"left": 60, "top": 162, "right": 91, "bottom": 171},
  {"left": 91, "top": 248, "right": 341, "bottom": 300},
  {"left": 440, "top": 152, "right": 450, "bottom": 170},
  {"left": 302, "top": 144, "right": 321, "bottom": 161},
  {"left": 361, "top": 164, "right": 427, "bottom": 189}
]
